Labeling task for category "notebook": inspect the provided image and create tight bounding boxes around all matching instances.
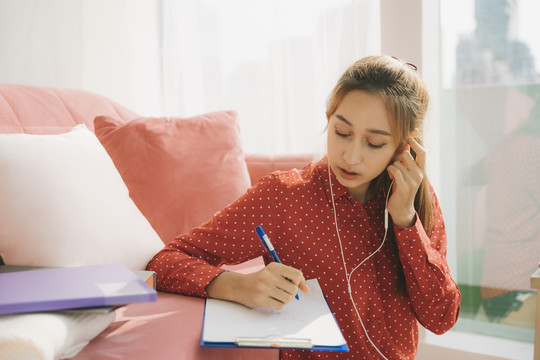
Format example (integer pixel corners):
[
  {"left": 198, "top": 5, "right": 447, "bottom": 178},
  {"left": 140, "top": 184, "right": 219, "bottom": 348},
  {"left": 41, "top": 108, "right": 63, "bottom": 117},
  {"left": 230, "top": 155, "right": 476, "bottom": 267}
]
[
  {"left": 201, "top": 278, "right": 348, "bottom": 351},
  {"left": 0, "top": 263, "right": 157, "bottom": 315}
]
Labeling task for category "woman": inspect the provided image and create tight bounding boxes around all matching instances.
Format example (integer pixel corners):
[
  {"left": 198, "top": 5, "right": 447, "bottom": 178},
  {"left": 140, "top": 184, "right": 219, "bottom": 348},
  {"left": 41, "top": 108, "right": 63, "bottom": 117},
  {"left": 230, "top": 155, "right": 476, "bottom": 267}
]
[{"left": 147, "top": 55, "right": 460, "bottom": 359}]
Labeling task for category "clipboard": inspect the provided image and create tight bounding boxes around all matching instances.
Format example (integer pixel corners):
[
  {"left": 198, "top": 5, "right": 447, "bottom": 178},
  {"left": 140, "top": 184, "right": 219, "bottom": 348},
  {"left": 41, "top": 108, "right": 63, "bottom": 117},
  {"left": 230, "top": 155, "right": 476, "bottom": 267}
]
[{"left": 200, "top": 278, "right": 348, "bottom": 351}]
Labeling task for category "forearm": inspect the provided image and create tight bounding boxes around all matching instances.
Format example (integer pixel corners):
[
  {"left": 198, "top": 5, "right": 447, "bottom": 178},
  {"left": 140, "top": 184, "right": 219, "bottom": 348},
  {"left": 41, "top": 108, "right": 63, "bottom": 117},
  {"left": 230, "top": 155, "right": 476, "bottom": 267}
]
[
  {"left": 147, "top": 248, "right": 226, "bottom": 297},
  {"left": 401, "top": 254, "right": 460, "bottom": 334},
  {"left": 395, "top": 219, "right": 460, "bottom": 334}
]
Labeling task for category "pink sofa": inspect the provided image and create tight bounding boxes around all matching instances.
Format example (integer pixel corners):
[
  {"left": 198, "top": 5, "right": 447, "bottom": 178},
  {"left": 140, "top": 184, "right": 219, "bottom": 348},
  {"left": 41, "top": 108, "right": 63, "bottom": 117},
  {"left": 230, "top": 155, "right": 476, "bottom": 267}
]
[{"left": 0, "top": 84, "right": 314, "bottom": 359}]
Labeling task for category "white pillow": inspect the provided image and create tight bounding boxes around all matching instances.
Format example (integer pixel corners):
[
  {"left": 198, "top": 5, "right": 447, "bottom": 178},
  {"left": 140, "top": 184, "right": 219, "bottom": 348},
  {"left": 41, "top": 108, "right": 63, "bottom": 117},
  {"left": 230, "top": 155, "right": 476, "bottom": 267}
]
[
  {"left": 0, "top": 125, "right": 163, "bottom": 269},
  {"left": 0, "top": 310, "right": 115, "bottom": 360}
]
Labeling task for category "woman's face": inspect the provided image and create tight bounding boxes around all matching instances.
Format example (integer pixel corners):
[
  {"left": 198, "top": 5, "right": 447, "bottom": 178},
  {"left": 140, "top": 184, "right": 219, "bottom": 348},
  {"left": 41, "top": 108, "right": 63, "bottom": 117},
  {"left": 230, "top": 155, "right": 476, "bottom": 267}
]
[{"left": 327, "top": 90, "right": 398, "bottom": 202}]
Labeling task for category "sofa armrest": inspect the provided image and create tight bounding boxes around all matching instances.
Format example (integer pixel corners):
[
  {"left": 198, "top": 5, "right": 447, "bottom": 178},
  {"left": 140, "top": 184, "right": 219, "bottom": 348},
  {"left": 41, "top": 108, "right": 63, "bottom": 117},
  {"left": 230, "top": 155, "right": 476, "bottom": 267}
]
[{"left": 244, "top": 153, "right": 317, "bottom": 185}]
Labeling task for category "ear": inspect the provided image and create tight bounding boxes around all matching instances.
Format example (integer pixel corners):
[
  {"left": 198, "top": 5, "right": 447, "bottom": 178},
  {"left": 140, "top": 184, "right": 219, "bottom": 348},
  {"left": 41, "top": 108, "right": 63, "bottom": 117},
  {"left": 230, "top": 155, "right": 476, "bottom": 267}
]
[{"left": 410, "top": 128, "right": 419, "bottom": 139}]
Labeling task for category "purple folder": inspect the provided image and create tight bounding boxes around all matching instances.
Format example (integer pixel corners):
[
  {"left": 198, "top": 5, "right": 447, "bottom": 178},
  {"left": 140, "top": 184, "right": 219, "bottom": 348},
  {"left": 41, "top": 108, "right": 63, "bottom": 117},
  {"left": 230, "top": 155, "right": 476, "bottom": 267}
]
[{"left": 0, "top": 263, "right": 157, "bottom": 315}]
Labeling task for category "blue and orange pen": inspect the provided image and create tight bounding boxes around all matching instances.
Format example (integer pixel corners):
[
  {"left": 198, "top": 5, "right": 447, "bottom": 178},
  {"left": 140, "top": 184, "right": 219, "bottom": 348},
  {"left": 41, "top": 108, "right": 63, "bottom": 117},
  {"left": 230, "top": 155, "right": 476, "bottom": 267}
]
[{"left": 255, "top": 225, "right": 299, "bottom": 300}]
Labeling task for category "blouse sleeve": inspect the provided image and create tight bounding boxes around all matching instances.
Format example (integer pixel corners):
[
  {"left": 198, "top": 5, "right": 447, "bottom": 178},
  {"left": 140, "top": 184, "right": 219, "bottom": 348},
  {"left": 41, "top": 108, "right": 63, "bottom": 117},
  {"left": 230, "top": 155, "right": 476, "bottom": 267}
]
[
  {"left": 146, "top": 174, "right": 280, "bottom": 298},
  {"left": 394, "top": 187, "right": 461, "bottom": 334}
]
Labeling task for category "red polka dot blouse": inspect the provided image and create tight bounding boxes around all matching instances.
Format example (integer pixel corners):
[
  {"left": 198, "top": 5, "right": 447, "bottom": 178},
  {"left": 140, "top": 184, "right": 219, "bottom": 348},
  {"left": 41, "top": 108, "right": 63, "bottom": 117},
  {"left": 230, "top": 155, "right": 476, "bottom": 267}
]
[{"left": 147, "top": 158, "right": 461, "bottom": 360}]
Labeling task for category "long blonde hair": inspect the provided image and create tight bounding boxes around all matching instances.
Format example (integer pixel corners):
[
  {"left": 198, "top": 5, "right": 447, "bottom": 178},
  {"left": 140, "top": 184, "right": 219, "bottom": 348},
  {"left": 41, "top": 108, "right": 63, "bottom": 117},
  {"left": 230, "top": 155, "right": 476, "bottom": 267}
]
[{"left": 326, "top": 55, "right": 433, "bottom": 292}]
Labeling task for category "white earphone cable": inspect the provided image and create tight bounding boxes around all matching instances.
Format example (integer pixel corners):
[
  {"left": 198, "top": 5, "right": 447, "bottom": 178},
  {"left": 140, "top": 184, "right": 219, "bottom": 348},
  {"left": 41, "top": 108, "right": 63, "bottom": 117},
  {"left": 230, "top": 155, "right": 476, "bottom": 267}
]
[{"left": 328, "top": 163, "right": 391, "bottom": 360}]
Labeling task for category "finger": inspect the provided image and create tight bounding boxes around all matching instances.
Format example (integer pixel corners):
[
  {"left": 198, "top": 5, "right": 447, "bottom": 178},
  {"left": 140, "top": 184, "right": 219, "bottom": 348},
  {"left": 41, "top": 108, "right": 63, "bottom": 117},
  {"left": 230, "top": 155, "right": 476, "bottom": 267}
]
[
  {"left": 265, "top": 294, "right": 291, "bottom": 310},
  {"left": 281, "top": 274, "right": 311, "bottom": 295},
  {"left": 390, "top": 160, "right": 412, "bottom": 182},
  {"left": 275, "top": 264, "right": 304, "bottom": 286},
  {"left": 395, "top": 148, "right": 416, "bottom": 170},
  {"left": 409, "top": 138, "right": 426, "bottom": 169},
  {"left": 298, "top": 278, "right": 311, "bottom": 294},
  {"left": 391, "top": 157, "right": 423, "bottom": 187},
  {"left": 266, "top": 263, "right": 308, "bottom": 299},
  {"left": 250, "top": 281, "right": 287, "bottom": 310},
  {"left": 275, "top": 276, "right": 299, "bottom": 297},
  {"left": 269, "top": 284, "right": 296, "bottom": 306},
  {"left": 387, "top": 164, "right": 407, "bottom": 186},
  {"left": 254, "top": 273, "right": 294, "bottom": 308}
]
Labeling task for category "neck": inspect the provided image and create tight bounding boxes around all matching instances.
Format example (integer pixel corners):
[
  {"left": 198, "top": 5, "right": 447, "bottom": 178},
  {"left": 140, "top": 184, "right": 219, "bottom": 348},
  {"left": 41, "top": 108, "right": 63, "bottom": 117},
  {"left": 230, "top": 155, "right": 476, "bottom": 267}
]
[{"left": 347, "top": 184, "right": 372, "bottom": 204}]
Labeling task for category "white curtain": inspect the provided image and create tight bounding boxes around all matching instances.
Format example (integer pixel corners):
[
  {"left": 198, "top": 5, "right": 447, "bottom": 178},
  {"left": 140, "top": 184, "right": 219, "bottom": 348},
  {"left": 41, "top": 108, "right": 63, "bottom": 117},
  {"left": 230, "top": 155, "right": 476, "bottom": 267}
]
[
  {"left": 159, "top": 0, "right": 380, "bottom": 154},
  {"left": 0, "top": 0, "right": 162, "bottom": 116},
  {"left": 0, "top": 0, "right": 379, "bottom": 154}
]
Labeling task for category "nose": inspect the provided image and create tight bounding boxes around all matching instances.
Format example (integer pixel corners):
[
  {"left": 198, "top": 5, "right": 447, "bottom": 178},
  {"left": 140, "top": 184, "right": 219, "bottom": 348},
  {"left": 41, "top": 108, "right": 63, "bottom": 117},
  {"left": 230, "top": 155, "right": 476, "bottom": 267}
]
[{"left": 343, "top": 141, "right": 362, "bottom": 166}]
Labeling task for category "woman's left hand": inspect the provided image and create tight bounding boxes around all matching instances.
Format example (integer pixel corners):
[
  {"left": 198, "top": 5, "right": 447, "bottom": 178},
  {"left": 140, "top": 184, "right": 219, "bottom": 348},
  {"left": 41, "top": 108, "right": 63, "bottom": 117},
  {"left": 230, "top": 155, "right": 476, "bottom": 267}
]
[{"left": 386, "top": 138, "right": 426, "bottom": 228}]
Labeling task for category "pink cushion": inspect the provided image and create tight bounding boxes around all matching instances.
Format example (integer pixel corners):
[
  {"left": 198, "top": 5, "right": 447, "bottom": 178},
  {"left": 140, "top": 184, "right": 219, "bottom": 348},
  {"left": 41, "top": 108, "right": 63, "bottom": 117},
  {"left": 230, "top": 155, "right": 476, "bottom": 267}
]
[{"left": 94, "top": 112, "right": 251, "bottom": 243}]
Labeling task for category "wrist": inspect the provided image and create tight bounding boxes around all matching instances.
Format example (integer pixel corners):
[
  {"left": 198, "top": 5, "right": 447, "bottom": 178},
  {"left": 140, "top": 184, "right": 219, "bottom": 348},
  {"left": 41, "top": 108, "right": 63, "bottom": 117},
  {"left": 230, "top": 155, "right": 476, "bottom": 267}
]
[
  {"left": 392, "top": 211, "right": 416, "bottom": 228},
  {"left": 205, "top": 271, "right": 244, "bottom": 302}
]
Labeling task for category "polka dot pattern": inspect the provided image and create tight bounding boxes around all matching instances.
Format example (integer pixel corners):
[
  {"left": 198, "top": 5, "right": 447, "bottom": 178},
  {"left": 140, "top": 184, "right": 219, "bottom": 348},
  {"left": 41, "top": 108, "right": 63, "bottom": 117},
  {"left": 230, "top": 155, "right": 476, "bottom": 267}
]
[{"left": 147, "top": 158, "right": 461, "bottom": 359}]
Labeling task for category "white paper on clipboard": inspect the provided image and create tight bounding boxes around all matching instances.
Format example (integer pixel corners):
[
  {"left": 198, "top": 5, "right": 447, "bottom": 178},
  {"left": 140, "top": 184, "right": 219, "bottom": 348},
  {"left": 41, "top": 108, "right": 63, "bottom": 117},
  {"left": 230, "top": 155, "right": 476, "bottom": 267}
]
[{"left": 201, "top": 278, "right": 347, "bottom": 350}]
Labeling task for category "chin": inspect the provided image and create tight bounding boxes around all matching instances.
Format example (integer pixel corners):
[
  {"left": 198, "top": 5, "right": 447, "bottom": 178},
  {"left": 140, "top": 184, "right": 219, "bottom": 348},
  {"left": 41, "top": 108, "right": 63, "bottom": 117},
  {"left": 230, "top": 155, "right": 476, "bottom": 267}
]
[{"left": 338, "top": 177, "right": 366, "bottom": 190}]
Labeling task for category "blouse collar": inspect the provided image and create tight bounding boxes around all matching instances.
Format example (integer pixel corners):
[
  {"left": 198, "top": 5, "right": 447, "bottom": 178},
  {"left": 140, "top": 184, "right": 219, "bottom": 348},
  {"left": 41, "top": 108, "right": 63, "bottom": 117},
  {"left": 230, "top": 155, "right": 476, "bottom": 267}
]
[{"left": 316, "top": 157, "right": 349, "bottom": 202}]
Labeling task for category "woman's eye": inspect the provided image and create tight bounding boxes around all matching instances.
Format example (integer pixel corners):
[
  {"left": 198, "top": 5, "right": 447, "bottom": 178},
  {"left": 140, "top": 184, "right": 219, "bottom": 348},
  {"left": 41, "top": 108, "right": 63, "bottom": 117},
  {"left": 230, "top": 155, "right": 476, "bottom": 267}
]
[
  {"left": 334, "top": 129, "right": 350, "bottom": 138},
  {"left": 367, "top": 142, "right": 385, "bottom": 149}
]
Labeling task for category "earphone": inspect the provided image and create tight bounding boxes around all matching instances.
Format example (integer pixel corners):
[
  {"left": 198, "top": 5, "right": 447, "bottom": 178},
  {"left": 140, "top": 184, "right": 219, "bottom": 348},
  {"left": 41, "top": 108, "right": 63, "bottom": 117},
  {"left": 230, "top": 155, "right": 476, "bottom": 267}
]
[{"left": 328, "top": 162, "right": 391, "bottom": 360}]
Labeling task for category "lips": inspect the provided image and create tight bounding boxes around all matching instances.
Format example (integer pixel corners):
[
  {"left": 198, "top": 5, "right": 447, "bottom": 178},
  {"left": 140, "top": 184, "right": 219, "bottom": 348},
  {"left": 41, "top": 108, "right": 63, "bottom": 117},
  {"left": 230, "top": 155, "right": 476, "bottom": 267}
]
[{"left": 338, "top": 167, "right": 360, "bottom": 180}]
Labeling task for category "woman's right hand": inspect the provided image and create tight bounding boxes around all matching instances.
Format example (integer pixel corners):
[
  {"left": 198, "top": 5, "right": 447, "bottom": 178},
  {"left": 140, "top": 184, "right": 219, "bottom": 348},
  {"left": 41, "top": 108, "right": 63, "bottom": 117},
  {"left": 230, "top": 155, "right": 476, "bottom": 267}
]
[{"left": 206, "top": 262, "right": 310, "bottom": 310}]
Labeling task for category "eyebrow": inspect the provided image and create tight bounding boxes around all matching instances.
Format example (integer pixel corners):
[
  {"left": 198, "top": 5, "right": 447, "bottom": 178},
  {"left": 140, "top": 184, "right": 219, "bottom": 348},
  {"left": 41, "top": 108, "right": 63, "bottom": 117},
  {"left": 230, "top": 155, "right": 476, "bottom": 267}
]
[{"left": 334, "top": 114, "right": 392, "bottom": 136}]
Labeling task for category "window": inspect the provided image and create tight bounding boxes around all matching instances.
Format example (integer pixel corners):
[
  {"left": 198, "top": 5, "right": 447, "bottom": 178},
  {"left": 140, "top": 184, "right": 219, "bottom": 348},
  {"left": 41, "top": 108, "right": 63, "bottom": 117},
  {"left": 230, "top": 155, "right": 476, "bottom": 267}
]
[{"left": 440, "top": 0, "right": 540, "bottom": 342}]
